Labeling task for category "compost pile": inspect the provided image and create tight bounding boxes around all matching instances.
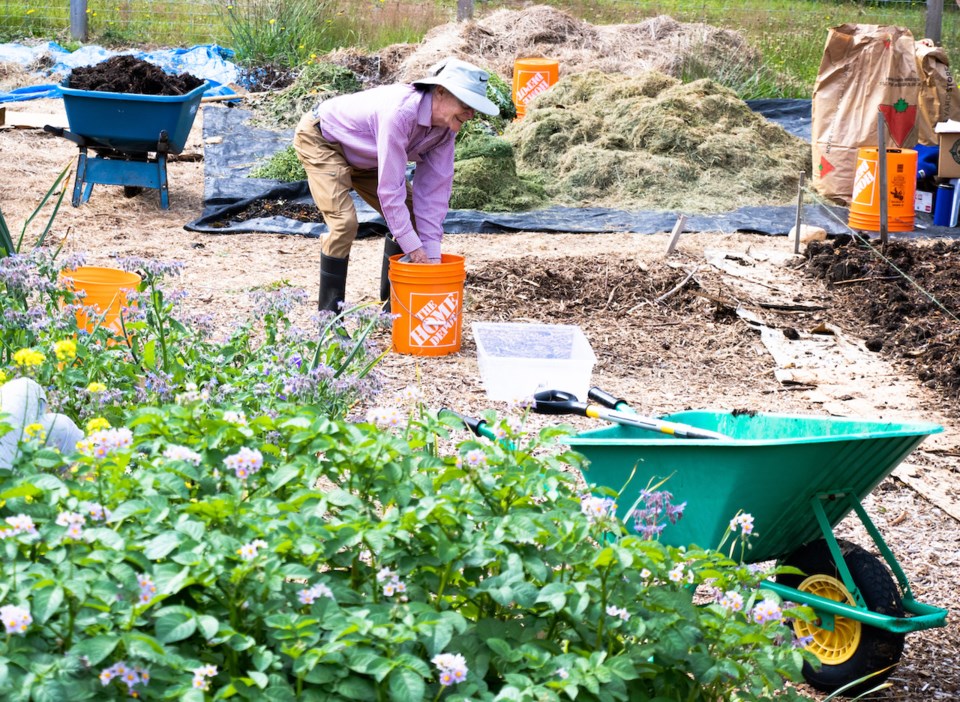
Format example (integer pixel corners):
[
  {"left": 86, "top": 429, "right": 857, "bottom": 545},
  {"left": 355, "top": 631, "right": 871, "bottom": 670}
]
[
  {"left": 68, "top": 55, "right": 203, "bottom": 95},
  {"left": 505, "top": 70, "right": 809, "bottom": 211},
  {"left": 805, "top": 236, "right": 960, "bottom": 409}
]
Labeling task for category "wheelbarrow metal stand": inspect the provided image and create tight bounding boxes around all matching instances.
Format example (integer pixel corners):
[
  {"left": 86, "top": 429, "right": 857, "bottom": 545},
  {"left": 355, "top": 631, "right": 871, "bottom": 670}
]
[
  {"left": 50, "top": 127, "right": 173, "bottom": 209},
  {"left": 48, "top": 79, "right": 208, "bottom": 210}
]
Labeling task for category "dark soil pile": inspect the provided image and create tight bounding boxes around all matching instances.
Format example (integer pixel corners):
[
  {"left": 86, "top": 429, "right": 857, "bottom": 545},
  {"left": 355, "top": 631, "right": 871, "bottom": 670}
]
[
  {"left": 207, "top": 200, "right": 324, "bottom": 228},
  {"left": 67, "top": 55, "right": 203, "bottom": 95},
  {"left": 805, "top": 236, "right": 960, "bottom": 405}
]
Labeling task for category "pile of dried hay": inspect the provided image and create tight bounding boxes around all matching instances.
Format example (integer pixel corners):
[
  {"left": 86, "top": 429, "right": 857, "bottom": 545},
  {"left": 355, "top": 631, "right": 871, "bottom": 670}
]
[
  {"left": 505, "top": 70, "right": 811, "bottom": 211},
  {"left": 373, "top": 5, "right": 759, "bottom": 87}
]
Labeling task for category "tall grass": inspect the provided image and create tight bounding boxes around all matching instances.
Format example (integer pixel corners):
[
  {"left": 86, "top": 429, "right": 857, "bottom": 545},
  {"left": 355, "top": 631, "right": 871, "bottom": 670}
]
[{"left": 1, "top": 0, "right": 959, "bottom": 98}]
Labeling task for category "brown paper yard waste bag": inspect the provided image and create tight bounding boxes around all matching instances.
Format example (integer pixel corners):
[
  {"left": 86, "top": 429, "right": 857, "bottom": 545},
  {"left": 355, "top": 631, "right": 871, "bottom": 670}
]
[
  {"left": 915, "top": 38, "right": 960, "bottom": 146},
  {"left": 812, "top": 24, "right": 920, "bottom": 202}
]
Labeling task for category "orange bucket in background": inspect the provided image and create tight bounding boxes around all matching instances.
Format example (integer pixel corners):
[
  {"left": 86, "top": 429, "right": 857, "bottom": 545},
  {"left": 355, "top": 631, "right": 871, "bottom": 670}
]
[
  {"left": 848, "top": 147, "right": 918, "bottom": 232},
  {"left": 512, "top": 58, "right": 559, "bottom": 119},
  {"left": 60, "top": 266, "right": 141, "bottom": 333},
  {"left": 388, "top": 254, "right": 465, "bottom": 356}
]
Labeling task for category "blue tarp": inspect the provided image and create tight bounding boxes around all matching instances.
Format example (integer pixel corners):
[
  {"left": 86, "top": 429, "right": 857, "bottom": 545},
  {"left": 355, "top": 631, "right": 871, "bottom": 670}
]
[{"left": 0, "top": 42, "right": 240, "bottom": 102}]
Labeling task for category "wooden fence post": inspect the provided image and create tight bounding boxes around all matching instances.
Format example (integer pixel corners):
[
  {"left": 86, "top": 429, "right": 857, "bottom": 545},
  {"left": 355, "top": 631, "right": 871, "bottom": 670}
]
[
  {"left": 70, "top": 0, "right": 89, "bottom": 41},
  {"left": 926, "top": 0, "right": 943, "bottom": 44}
]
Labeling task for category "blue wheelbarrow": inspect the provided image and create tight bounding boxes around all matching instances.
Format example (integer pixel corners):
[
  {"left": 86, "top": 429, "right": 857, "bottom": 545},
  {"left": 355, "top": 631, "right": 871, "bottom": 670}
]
[{"left": 44, "top": 79, "right": 208, "bottom": 209}]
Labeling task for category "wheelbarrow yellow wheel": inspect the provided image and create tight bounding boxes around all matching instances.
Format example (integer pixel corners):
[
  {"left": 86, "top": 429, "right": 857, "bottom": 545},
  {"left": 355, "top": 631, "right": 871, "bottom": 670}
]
[
  {"left": 792, "top": 574, "right": 861, "bottom": 665},
  {"left": 777, "top": 538, "right": 905, "bottom": 696}
]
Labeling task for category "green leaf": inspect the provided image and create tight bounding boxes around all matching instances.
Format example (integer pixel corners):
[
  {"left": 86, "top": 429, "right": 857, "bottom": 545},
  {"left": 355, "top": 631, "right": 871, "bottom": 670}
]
[
  {"left": 122, "top": 632, "right": 168, "bottom": 662},
  {"left": 535, "top": 582, "right": 568, "bottom": 612},
  {"left": 71, "top": 635, "right": 120, "bottom": 666},
  {"left": 421, "top": 617, "right": 453, "bottom": 658},
  {"left": 107, "top": 500, "right": 151, "bottom": 524},
  {"left": 197, "top": 614, "right": 219, "bottom": 640},
  {"left": 246, "top": 670, "right": 269, "bottom": 688},
  {"left": 31, "top": 584, "right": 63, "bottom": 626},
  {"left": 268, "top": 464, "right": 300, "bottom": 491},
  {"left": 156, "top": 610, "right": 197, "bottom": 643},
  {"left": 0, "top": 484, "right": 41, "bottom": 500},
  {"left": 387, "top": 667, "right": 425, "bottom": 702},
  {"left": 84, "top": 527, "right": 124, "bottom": 550},
  {"left": 144, "top": 531, "right": 182, "bottom": 560},
  {"left": 334, "top": 676, "right": 375, "bottom": 700}
]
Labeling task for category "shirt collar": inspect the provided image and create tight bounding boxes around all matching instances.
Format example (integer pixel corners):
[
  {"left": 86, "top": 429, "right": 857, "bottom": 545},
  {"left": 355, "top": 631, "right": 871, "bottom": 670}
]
[{"left": 417, "top": 89, "right": 434, "bottom": 128}]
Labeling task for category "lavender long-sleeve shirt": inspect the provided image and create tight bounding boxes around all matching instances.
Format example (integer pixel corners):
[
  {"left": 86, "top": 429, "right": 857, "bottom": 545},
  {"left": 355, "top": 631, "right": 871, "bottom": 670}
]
[{"left": 312, "top": 84, "right": 455, "bottom": 259}]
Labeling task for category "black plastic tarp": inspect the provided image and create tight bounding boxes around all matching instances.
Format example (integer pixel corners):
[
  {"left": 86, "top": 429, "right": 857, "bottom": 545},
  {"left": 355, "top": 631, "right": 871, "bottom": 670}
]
[{"left": 185, "top": 101, "right": 954, "bottom": 239}]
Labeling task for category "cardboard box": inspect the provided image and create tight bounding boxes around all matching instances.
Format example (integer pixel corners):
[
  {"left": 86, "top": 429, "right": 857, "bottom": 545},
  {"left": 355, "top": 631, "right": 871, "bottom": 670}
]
[
  {"left": 472, "top": 322, "right": 596, "bottom": 402},
  {"left": 935, "top": 120, "right": 960, "bottom": 178}
]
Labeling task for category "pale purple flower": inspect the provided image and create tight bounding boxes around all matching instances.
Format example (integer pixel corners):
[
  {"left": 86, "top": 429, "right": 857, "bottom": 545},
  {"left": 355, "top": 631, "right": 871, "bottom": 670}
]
[
  {"left": 605, "top": 605, "right": 630, "bottom": 621},
  {"left": 298, "top": 582, "right": 334, "bottom": 605},
  {"left": 751, "top": 599, "right": 783, "bottom": 625},
  {"left": 3, "top": 514, "right": 38, "bottom": 537},
  {"left": 432, "top": 652, "right": 468, "bottom": 686},
  {"left": 580, "top": 495, "right": 616, "bottom": 523},
  {"left": 729, "top": 512, "right": 755, "bottom": 535},
  {"left": 0, "top": 604, "right": 32, "bottom": 634},
  {"left": 224, "top": 447, "right": 263, "bottom": 480},
  {"left": 463, "top": 448, "right": 486, "bottom": 468},
  {"left": 163, "top": 445, "right": 202, "bottom": 465},
  {"left": 81, "top": 501, "right": 112, "bottom": 521},
  {"left": 718, "top": 590, "right": 744, "bottom": 612},
  {"left": 238, "top": 539, "right": 268, "bottom": 561}
]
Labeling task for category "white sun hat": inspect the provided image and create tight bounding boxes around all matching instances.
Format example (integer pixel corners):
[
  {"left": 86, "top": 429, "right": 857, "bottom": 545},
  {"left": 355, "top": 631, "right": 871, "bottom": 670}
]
[{"left": 413, "top": 57, "right": 500, "bottom": 116}]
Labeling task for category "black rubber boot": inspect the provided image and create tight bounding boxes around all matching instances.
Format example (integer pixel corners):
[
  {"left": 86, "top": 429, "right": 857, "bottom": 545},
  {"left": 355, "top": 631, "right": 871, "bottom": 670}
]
[
  {"left": 318, "top": 253, "right": 349, "bottom": 313},
  {"left": 380, "top": 235, "right": 404, "bottom": 313}
]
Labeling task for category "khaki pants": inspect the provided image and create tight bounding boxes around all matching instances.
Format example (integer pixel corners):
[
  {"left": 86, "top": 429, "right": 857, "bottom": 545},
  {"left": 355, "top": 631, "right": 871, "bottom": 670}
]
[{"left": 293, "top": 113, "right": 416, "bottom": 258}]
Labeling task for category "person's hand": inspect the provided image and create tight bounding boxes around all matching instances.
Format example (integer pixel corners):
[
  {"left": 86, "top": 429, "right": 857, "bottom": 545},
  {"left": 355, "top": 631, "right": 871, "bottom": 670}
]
[{"left": 407, "top": 248, "right": 434, "bottom": 264}]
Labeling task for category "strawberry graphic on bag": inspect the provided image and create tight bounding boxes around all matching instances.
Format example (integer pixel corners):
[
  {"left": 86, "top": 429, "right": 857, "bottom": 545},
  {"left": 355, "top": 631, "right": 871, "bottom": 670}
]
[{"left": 878, "top": 98, "right": 917, "bottom": 147}]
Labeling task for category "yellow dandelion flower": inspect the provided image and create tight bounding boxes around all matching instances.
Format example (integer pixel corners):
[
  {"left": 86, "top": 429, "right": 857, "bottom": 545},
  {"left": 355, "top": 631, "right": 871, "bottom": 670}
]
[
  {"left": 13, "top": 348, "right": 45, "bottom": 367},
  {"left": 86, "top": 382, "right": 107, "bottom": 393},
  {"left": 54, "top": 339, "right": 77, "bottom": 362},
  {"left": 24, "top": 423, "right": 46, "bottom": 441},
  {"left": 0, "top": 370, "right": 7, "bottom": 384},
  {"left": 269, "top": 18, "right": 276, "bottom": 24},
  {"left": 26, "top": 8, "right": 35, "bottom": 14},
  {"left": 85, "top": 417, "right": 110, "bottom": 433}
]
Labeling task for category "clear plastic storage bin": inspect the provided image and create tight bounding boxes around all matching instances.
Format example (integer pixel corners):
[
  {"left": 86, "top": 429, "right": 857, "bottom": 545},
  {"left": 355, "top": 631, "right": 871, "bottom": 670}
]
[{"left": 472, "top": 322, "right": 596, "bottom": 401}]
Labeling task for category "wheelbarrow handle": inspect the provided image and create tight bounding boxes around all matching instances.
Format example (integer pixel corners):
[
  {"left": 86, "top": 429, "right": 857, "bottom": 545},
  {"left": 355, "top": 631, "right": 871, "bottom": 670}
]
[
  {"left": 532, "top": 390, "right": 590, "bottom": 416},
  {"left": 587, "top": 386, "right": 628, "bottom": 411},
  {"left": 439, "top": 408, "right": 488, "bottom": 438}
]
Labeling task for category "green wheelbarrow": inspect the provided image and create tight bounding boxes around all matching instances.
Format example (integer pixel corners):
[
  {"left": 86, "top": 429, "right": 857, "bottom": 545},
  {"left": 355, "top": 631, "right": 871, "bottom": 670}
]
[{"left": 524, "top": 387, "right": 947, "bottom": 696}]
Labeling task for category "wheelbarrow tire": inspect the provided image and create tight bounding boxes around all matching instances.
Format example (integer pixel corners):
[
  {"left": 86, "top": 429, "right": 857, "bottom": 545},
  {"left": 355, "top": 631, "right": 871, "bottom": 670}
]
[{"left": 777, "top": 538, "right": 905, "bottom": 696}]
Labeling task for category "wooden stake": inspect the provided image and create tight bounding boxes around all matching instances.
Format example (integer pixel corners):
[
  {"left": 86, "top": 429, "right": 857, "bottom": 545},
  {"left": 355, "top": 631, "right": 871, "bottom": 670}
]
[
  {"left": 666, "top": 214, "right": 687, "bottom": 255},
  {"left": 794, "top": 171, "right": 805, "bottom": 255}
]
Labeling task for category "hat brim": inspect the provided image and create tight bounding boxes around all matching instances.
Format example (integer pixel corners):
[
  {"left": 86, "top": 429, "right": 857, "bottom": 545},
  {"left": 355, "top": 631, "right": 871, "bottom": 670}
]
[{"left": 414, "top": 76, "right": 500, "bottom": 117}]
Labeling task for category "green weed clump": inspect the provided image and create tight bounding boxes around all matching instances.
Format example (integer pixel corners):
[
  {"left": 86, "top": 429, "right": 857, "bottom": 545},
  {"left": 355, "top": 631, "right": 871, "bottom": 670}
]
[
  {"left": 254, "top": 61, "right": 363, "bottom": 129},
  {"left": 250, "top": 145, "right": 306, "bottom": 182}
]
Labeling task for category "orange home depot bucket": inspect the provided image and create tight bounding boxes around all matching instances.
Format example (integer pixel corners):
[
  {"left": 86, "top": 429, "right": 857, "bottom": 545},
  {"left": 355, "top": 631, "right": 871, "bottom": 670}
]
[
  {"left": 512, "top": 58, "right": 559, "bottom": 119},
  {"left": 60, "top": 266, "right": 142, "bottom": 333},
  {"left": 389, "top": 254, "right": 465, "bottom": 356},
  {"left": 848, "top": 148, "right": 918, "bottom": 232}
]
